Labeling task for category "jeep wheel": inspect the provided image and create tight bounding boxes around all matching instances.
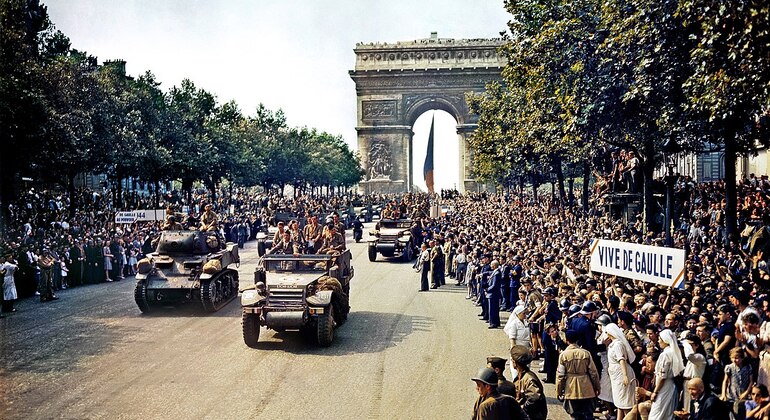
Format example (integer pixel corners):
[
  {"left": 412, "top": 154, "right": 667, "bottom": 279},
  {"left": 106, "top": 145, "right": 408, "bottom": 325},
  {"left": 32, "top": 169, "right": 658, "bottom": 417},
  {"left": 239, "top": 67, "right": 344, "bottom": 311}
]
[
  {"left": 368, "top": 246, "right": 377, "bottom": 262},
  {"left": 242, "top": 311, "right": 260, "bottom": 348},
  {"left": 316, "top": 304, "right": 335, "bottom": 347}
]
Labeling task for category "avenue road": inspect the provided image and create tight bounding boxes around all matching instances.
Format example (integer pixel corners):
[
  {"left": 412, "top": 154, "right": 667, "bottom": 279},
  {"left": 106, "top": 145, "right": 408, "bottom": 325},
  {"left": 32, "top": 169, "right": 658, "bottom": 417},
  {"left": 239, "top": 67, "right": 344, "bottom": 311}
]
[{"left": 1, "top": 224, "right": 569, "bottom": 420}]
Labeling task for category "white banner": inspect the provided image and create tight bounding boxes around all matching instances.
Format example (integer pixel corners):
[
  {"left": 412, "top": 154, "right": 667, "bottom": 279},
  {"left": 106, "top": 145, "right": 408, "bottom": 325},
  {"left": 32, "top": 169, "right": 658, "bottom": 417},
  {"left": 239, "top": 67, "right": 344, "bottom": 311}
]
[
  {"left": 589, "top": 239, "right": 686, "bottom": 288},
  {"left": 114, "top": 210, "right": 166, "bottom": 224},
  {"left": 115, "top": 212, "right": 137, "bottom": 224}
]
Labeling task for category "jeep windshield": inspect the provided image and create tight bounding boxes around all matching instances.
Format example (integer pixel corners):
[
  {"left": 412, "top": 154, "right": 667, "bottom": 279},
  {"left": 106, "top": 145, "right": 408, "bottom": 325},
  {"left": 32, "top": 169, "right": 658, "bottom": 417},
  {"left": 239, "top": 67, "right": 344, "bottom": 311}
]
[
  {"left": 262, "top": 255, "right": 333, "bottom": 273},
  {"left": 379, "top": 220, "right": 411, "bottom": 229}
]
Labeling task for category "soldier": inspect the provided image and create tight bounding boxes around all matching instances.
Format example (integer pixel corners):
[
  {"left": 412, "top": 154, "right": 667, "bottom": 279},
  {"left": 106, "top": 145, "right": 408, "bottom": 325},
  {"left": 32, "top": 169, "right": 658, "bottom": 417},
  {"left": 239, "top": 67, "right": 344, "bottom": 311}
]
[
  {"left": 471, "top": 367, "right": 529, "bottom": 420},
  {"left": 486, "top": 356, "right": 516, "bottom": 397},
  {"left": 161, "top": 215, "right": 183, "bottom": 231},
  {"left": 318, "top": 224, "right": 345, "bottom": 255},
  {"left": 272, "top": 221, "right": 286, "bottom": 244},
  {"left": 38, "top": 249, "right": 58, "bottom": 302},
  {"left": 199, "top": 204, "right": 218, "bottom": 231},
  {"left": 268, "top": 231, "right": 300, "bottom": 255},
  {"left": 511, "top": 345, "right": 548, "bottom": 420},
  {"left": 430, "top": 239, "right": 444, "bottom": 289},
  {"left": 331, "top": 213, "right": 346, "bottom": 240},
  {"left": 303, "top": 216, "right": 323, "bottom": 253}
]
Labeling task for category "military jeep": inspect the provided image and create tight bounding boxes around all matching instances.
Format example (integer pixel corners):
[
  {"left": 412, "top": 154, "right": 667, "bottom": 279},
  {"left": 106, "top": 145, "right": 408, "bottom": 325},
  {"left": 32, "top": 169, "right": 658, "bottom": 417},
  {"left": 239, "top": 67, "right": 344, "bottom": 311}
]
[
  {"left": 240, "top": 250, "right": 353, "bottom": 347},
  {"left": 367, "top": 219, "right": 415, "bottom": 262}
]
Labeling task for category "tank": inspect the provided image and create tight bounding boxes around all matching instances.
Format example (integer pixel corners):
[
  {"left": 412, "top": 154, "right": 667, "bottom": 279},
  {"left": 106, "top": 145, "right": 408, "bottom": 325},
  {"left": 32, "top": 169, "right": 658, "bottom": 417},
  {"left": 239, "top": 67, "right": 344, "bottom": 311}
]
[{"left": 134, "top": 230, "right": 240, "bottom": 313}]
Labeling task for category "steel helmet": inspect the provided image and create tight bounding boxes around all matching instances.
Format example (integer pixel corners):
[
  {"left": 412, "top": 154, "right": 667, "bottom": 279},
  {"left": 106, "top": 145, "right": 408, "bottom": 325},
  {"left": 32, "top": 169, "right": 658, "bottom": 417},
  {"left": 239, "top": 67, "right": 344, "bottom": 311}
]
[
  {"left": 595, "top": 314, "right": 613, "bottom": 326},
  {"left": 471, "top": 367, "right": 498, "bottom": 386}
]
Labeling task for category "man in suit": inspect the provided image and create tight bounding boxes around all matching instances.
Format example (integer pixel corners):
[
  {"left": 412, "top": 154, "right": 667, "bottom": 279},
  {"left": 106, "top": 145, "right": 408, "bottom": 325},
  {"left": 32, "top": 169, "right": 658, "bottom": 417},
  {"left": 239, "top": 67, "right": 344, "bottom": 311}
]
[
  {"left": 675, "top": 377, "right": 726, "bottom": 419},
  {"left": 486, "top": 260, "right": 502, "bottom": 329}
]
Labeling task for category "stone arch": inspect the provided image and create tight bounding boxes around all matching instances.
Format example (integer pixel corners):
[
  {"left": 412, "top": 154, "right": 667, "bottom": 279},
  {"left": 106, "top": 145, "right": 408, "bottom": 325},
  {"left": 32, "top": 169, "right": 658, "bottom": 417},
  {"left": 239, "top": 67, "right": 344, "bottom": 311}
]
[
  {"left": 403, "top": 96, "right": 464, "bottom": 127},
  {"left": 350, "top": 34, "right": 505, "bottom": 193}
]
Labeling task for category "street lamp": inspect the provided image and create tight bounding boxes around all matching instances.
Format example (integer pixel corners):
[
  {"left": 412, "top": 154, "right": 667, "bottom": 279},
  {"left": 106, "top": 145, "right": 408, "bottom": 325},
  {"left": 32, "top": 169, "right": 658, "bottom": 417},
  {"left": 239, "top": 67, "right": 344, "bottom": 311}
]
[
  {"left": 662, "top": 138, "right": 681, "bottom": 247},
  {"left": 549, "top": 166, "right": 557, "bottom": 200}
]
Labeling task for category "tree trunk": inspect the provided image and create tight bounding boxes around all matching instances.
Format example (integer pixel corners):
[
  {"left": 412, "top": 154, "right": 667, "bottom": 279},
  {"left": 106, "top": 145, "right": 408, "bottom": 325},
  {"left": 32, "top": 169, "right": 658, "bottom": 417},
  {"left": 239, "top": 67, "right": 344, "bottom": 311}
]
[
  {"left": 724, "top": 135, "right": 738, "bottom": 247},
  {"left": 582, "top": 161, "right": 590, "bottom": 212},
  {"left": 553, "top": 156, "right": 566, "bottom": 202},
  {"left": 207, "top": 177, "right": 217, "bottom": 204}
]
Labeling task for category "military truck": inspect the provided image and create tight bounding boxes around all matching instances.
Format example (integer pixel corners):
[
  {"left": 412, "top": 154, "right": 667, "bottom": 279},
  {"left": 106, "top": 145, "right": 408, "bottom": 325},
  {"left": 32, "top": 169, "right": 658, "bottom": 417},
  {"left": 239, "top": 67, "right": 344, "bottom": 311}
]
[
  {"left": 240, "top": 250, "right": 353, "bottom": 347},
  {"left": 367, "top": 219, "right": 415, "bottom": 262},
  {"left": 134, "top": 230, "right": 240, "bottom": 313}
]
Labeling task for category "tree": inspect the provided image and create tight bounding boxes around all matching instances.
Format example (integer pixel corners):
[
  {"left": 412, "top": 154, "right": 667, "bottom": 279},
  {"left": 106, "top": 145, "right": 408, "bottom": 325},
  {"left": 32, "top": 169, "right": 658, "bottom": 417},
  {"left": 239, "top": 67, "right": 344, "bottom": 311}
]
[
  {"left": 0, "top": 0, "right": 49, "bottom": 227},
  {"left": 679, "top": 0, "right": 770, "bottom": 244}
]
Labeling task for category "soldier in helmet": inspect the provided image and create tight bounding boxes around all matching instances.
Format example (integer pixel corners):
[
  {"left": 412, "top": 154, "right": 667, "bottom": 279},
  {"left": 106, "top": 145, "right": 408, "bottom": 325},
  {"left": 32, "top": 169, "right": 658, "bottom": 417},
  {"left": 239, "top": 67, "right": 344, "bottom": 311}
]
[{"left": 471, "top": 367, "right": 528, "bottom": 420}]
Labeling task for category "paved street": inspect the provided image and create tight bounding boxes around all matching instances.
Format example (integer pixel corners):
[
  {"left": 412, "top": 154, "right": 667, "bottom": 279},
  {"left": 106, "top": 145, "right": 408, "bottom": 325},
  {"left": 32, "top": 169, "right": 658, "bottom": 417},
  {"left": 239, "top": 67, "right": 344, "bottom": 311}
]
[{"left": 1, "top": 226, "right": 569, "bottom": 420}]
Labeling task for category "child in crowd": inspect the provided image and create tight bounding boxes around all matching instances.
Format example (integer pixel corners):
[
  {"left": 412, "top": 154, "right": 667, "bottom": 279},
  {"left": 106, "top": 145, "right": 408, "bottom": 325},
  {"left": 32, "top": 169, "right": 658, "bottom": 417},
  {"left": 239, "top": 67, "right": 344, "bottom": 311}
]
[{"left": 723, "top": 347, "right": 753, "bottom": 419}]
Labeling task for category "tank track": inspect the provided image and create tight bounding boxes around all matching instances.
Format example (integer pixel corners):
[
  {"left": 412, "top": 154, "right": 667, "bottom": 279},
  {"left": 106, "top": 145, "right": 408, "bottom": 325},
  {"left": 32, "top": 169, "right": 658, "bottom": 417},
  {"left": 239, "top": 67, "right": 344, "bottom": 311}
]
[
  {"left": 134, "top": 280, "right": 151, "bottom": 313},
  {"left": 201, "top": 269, "right": 239, "bottom": 312}
]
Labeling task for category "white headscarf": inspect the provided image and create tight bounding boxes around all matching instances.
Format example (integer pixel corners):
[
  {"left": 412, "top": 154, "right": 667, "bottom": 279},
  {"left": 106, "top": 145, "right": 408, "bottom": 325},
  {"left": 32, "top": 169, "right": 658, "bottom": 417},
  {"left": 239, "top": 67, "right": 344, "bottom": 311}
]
[
  {"left": 604, "top": 323, "right": 636, "bottom": 364},
  {"left": 659, "top": 329, "right": 685, "bottom": 376}
]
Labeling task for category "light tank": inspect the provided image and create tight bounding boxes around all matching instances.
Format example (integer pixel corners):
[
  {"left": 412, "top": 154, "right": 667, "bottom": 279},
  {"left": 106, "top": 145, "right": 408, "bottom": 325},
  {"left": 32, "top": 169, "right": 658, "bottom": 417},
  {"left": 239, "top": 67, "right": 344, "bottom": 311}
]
[{"left": 134, "top": 230, "right": 239, "bottom": 313}]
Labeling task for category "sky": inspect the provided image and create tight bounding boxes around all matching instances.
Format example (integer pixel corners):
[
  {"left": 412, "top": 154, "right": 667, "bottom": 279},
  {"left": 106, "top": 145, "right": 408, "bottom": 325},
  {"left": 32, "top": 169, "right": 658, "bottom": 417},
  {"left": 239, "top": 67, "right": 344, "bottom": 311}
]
[{"left": 45, "top": 1, "right": 512, "bottom": 191}]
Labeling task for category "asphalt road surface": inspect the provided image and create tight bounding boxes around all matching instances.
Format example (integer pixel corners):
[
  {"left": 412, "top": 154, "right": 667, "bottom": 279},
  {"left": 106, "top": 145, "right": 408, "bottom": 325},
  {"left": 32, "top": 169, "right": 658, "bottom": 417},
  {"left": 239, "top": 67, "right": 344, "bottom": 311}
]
[{"left": 1, "top": 224, "right": 570, "bottom": 420}]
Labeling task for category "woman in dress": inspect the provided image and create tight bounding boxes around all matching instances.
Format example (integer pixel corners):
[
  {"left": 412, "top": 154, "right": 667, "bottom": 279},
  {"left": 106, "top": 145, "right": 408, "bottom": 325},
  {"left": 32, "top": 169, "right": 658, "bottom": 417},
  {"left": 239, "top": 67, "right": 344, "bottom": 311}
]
[
  {"left": 102, "top": 240, "right": 113, "bottom": 282},
  {"left": 648, "top": 329, "right": 685, "bottom": 420},
  {"left": 1, "top": 255, "right": 19, "bottom": 312},
  {"left": 604, "top": 323, "right": 637, "bottom": 420}
]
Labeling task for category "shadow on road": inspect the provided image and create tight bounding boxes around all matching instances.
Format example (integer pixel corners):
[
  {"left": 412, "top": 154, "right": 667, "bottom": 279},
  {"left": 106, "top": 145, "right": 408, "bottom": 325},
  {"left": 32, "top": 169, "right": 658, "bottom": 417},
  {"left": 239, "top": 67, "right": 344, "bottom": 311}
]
[
  {"left": 245, "top": 310, "right": 433, "bottom": 356},
  {"left": 2, "top": 315, "right": 141, "bottom": 375},
  {"left": 133, "top": 298, "right": 242, "bottom": 318}
]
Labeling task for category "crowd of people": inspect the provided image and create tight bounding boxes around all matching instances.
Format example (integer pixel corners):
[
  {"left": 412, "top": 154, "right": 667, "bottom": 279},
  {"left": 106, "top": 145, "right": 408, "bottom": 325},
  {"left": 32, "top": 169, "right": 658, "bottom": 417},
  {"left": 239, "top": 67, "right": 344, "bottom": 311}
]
[
  {"left": 0, "top": 186, "right": 367, "bottom": 313},
  {"left": 7, "top": 173, "right": 770, "bottom": 420},
  {"left": 402, "top": 176, "right": 770, "bottom": 420}
]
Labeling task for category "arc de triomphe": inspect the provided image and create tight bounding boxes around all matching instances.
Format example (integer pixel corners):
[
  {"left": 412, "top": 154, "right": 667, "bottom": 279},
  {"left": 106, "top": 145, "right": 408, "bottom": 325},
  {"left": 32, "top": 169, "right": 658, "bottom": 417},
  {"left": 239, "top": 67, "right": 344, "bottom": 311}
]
[{"left": 349, "top": 33, "right": 505, "bottom": 193}]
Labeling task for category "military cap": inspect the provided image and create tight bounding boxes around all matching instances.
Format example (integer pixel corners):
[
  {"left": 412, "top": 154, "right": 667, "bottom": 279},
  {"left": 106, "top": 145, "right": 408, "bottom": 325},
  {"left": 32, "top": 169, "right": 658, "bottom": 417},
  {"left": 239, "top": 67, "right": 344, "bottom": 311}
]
[
  {"left": 510, "top": 345, "right": 533, "bottom": 365},
  {"left": 486, "top": 356, "right": 507, "bottom": 370}
]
